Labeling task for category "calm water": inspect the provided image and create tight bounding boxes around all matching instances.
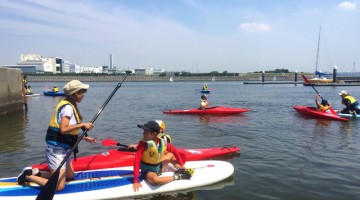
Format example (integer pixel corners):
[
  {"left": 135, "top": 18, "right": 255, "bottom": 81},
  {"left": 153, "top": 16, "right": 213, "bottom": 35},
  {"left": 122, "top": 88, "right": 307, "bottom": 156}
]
[{"left": 1, "top": 81, "right": 360, "bottom": 200}]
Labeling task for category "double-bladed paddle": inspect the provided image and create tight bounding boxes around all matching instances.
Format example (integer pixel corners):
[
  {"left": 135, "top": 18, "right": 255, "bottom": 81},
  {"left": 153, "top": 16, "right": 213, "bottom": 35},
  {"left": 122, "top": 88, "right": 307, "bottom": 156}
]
[{"left": 36, "top": 71, "right": 132, "bottom": 200}]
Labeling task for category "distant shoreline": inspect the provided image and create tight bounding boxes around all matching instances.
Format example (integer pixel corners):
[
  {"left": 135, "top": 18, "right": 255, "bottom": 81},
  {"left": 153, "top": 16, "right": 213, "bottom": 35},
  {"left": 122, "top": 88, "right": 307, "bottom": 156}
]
[{"left": 27, "top": 73, "right": 307, "bottom": 82}]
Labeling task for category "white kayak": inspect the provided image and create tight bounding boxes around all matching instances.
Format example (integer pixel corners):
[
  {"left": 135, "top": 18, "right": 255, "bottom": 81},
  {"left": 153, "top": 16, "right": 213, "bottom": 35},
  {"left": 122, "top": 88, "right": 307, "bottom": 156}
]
[
  {"left": 0, "top": 160, "right": 234, "bottom": 200},
  {"left": 25, "top": 93, "right": 40, "bottom": 97}
]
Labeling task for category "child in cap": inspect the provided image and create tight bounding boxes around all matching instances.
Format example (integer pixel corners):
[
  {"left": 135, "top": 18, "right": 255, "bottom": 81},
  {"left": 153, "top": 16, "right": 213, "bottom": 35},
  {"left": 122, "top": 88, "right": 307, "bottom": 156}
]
[
  {"left": 315, "top": 94, "right": 332, "bottom": 112},
  {"left": 132, "top": 121, "right": 193, "bottom": 192},
  {"left": 200, "top": 94, "right": 209, "bottom": 110}
]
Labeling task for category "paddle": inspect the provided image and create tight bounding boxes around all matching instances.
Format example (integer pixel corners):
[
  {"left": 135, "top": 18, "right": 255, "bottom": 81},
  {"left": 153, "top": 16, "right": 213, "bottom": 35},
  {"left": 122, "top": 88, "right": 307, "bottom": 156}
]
[
  {"left": 102, "top": 138, "right": 129, "bottom": 148},
  {"left": 36, "top": 71, "right": 131, "bottom": 200},
  {"left": 302, "top": 74, "right": 337, "bottom": 115}
]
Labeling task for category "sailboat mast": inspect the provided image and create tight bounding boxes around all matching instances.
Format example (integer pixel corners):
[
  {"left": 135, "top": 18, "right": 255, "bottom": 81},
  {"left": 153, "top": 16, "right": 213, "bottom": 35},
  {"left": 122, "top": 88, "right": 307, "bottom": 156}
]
[{"left": 315, "top": 26, "right": 321, "bottom": 74}]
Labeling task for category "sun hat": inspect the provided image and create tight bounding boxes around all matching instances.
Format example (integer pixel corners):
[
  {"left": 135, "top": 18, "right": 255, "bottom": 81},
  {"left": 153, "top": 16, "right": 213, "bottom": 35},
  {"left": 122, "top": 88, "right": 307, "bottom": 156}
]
[
  {"left": 138, "top": 121, "right": 160, "bottom": 133},
  {"left": 63, "top": 80, "right": 89, "bottom": 96},
  {"left": 338, "top": 91, "right": 348, "bottom": 96}
]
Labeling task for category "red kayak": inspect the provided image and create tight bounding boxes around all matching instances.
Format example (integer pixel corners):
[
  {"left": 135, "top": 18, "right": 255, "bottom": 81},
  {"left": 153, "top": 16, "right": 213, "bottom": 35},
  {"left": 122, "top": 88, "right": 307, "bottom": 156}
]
[
  {"left": 163, "top": 106, "right": 251, "bottom": 115},
  {"left": 31, "top": 146, "right": 240, "bottom": 172},
  {"left": 293, "top": 105, "right": 348, "bottom": 121}
]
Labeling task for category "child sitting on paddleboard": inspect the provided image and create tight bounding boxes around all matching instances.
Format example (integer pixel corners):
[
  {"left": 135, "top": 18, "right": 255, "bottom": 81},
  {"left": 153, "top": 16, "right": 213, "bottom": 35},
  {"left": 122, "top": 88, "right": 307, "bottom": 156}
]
[
  {"left": 132, "top": 121, "right": 193, "bottom": 192},
  {"left": 128, "top": 120, "right": 171, "bottom": 149}
]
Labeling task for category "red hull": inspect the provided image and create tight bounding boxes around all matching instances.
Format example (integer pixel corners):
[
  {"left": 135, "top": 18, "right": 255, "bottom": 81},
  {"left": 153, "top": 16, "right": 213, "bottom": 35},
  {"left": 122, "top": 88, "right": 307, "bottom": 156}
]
[
  {"left": 163, "top": 106, "right": 250, "bottom": 115},
  {"left": 293, "top": 106, "right": 347, "bottom": 121},
  {"left": 31, "top": 146, "right": 240, "bottom": 171}
]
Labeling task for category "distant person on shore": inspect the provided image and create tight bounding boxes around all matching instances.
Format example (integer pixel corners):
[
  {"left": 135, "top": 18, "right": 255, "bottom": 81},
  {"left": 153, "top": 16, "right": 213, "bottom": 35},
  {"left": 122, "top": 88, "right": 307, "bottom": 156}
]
[
  {"left": 23, "top": 75, "right": 28, "bottom": 89},
  {"left": 132, "top": 121, "right": 192, "bottom": 192},
  {"left": 315, "top": 94, "right": 331, "bottom": 112},
  {"left": 53, "top": 85, "right": 59, "bottom": 92},
  {"left": 200, "top": 94, "right": 209, "bottom": 110},
  {"left": 26, "top": 86, "right": 34, "bottom": 95},
  {"left": 16, "top": 80, "right": 98, "bottom": 191},
  {"left": 202, "top": 83, "right": 208, "bottom": 90},
  {"left": 338, "top": 90, "right": 360, "bottom": 114}
]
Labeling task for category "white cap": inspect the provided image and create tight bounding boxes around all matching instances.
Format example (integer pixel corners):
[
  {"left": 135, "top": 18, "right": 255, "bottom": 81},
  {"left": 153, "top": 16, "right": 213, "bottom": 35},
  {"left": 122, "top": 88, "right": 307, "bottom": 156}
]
[{"left": 338, "top": 90, "right": 348, "bottom": 96}]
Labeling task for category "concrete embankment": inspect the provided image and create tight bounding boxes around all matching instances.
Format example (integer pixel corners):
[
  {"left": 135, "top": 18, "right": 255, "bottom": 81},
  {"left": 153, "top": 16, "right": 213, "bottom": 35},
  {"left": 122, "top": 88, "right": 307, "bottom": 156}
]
[
  {"left": 27, "top": 73, "right": 308, "bottom": 82},
  {"left": 0, "top": 68, "right": 24, "bottom": 115}
]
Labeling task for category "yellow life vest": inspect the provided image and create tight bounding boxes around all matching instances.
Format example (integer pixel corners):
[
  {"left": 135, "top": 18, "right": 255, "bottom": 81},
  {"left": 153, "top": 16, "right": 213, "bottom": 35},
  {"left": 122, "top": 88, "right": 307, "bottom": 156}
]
[
  {"left": 318, "top": 105, "right": 330, "bottom": 112},
  {"left": 158, "top": 133, "right": 172, "bottom": 143},
  {"left": 45, "top": 99, "right": 81, "bottom": 148},
  {"left": 344, "top": 96, "right": 357, "bottom": 104},
  {"left": 141, "top": 139, "right": 167, "bottom": 165},
  {"left": 26, "top": 88, "right": 31, "bottom": 93},
  {"left": 53, "top": 87, "right": 59, "bottom": 92}
]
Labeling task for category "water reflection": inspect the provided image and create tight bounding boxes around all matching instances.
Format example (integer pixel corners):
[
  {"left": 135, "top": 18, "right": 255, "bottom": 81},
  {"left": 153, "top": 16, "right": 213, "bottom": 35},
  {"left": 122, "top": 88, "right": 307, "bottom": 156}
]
[
  {"left": 198, "top": 114, "right": 250, "bottom": 125},
  {"left": 129, "top": 176, "right": 234, "bottom": 200},
  {"left": 0, "top": 110, "right": 27, "bottom": 153}
]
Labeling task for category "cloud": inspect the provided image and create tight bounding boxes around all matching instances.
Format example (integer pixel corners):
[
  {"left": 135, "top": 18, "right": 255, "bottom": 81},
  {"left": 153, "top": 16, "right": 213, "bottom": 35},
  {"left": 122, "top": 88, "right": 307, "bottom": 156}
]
[
  {"left": 337, "top": 1, "right": 357, "bottom": 11},
  {"left": 238, "top": 22, "right": 270, "bottom": 32}
]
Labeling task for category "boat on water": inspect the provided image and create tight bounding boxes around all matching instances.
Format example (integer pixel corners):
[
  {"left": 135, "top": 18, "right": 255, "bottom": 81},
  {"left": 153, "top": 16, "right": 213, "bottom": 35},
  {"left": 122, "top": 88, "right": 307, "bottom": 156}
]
[
  {"left": 306, "top": 77, "right": 333, "bottom": 83},
  {"left": 293, "top": 106, "right": 347, "bottom": 121},
  {"left": 43, "top": 91, "right": 65, "bottom": 96},
  {"left": 31, "top": 146, "right": 240, "bottom": 172},
  {"left": 200, "top": 89, "right": 211, "bottom": 93},
  {"left": 25, "top": 93, "right": 40, "bottom": 97},
  {"left": 306, "top": 27, "right": 336, "bottom": 84},
  {"left": 0, "top": 160, "right": 234, "bottom": 200},
  {"left": 164, "top": 106, "right": 251, "bottom": 115}
]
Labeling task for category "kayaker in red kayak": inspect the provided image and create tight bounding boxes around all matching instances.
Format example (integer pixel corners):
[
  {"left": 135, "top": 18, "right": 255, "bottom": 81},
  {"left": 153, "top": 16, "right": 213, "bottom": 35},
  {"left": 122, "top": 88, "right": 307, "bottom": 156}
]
[
  {"left": 17, "top": 80, "right": 98, "bottom": 191},
  {"left": 338, "top": 90, "right": 360, "bottom": 114},
  {"left": 132, "top": 121, "right": 193, "bottom": 192},
  {"left": 315, "top": 94, "right": 332, "bottom": 112},
  {"left": 200, "top": 94, "right": 210, "bottom": 110}
]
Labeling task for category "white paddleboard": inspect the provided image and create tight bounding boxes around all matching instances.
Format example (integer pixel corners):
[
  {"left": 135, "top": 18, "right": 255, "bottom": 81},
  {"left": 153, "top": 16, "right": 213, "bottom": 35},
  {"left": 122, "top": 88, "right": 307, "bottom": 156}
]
[{"left": 0, "top": 160, "right": 234, "bottom": 200}]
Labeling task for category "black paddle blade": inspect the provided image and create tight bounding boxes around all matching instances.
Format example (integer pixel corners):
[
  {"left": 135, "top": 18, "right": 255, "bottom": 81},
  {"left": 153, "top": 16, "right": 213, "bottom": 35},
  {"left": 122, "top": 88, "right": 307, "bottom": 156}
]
[{"left": 36, "top": 168, "right": 60, "bottom": 200}]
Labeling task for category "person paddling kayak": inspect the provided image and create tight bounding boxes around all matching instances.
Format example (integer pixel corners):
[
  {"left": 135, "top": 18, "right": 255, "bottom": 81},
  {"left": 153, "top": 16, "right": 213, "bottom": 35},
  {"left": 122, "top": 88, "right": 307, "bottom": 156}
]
[
  {"left": 200, "top": 94, "right": 209, "bottom": 110},
  {"left": 315, "top": 94, "right": 332, "bottom": 112}
]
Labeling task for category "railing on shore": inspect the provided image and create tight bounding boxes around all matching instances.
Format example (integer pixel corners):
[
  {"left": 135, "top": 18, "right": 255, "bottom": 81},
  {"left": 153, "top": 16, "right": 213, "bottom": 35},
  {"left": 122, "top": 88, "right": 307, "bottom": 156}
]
[{"left": 27, "top": 73, "right": 310, "bottom": 82}]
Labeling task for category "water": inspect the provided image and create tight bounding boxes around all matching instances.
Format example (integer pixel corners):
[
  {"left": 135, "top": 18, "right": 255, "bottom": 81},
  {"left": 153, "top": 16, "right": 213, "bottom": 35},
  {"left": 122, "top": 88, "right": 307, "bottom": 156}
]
[{"left": 1, "top": 81, "right": 360, "bottom": 200}]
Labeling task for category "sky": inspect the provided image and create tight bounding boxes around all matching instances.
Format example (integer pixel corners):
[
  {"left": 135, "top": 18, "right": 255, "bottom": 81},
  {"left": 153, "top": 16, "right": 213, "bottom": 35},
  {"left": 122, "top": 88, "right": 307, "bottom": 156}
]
[{"left": 0, "top": 0, "right": 359, "bottom": 73}]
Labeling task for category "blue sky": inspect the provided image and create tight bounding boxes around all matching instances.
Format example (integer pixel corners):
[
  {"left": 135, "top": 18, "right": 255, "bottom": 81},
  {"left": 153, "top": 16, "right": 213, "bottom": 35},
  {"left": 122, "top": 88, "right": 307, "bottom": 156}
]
[{"left": 0, "top": 0, "right": 359, "bottom": 73}]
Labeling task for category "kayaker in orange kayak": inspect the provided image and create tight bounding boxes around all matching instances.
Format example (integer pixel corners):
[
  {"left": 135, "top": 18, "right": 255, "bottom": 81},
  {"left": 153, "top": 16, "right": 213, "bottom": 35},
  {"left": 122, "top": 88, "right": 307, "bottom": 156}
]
[{"left": 315, "top": 94, "right": 332, "bottom": 112}]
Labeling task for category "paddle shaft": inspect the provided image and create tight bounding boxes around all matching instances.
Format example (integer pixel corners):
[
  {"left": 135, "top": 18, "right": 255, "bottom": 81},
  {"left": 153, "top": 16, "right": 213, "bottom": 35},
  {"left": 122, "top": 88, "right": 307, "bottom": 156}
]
[
  {"left": 302, "top": 74, "right": 324, "bottom": 100},
  {"left": 36, "top": 71, "right": 131, "bottom": 200}
]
